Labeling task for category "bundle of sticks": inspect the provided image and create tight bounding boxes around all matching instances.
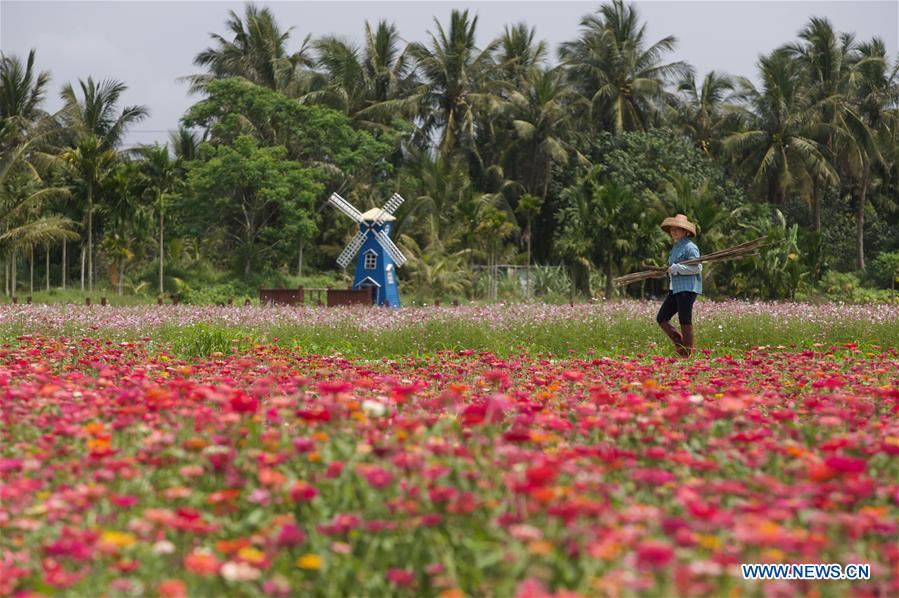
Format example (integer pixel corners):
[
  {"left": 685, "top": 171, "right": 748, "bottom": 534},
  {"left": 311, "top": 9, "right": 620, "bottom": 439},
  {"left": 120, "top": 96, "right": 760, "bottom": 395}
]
[{"left": 614, "top": 236, "right": 769, "bottom": 287}]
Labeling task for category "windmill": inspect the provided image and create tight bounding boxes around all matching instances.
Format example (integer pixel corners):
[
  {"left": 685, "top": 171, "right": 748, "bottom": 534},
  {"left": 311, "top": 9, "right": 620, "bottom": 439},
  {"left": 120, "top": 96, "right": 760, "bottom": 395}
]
[{"left": 328, "top": 192, "right": 407, "bottom": 307}]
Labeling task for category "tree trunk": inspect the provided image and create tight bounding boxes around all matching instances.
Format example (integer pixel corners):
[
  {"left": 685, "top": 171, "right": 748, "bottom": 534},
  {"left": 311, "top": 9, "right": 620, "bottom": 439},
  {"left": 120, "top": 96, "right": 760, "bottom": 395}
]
[
  {"left": 159, "top": 207, "right": 165, "bottom": 296},
  {"left": 488, "top": 245, "right": 493, "bottom": 301},
  {"left": 811, "top": 179, "right": 821, "bottom": 233},
  {"left": 62, "top": 237, "right": 67, "bottom": 289},
  {"left": 856, "top": 165, "right": 869, "bottom": 271},
  {"left": 87, "top": 182, "right": 93, "bottom": 293},
  {"left": 80, "top": 246, "right": 85, "bottom": 292},
  {"left": 604, "top": 258, "right": 613, "bottom": 300},
  {"left": 297, "top": 239, "right": 304, "bottom": 278},
  {"left": 569, "top": 263, "right": 575, "bottom": 303},
  {"left": 46, "top": 245, "right": 50, "bottom": 291},
  {"left": 118, "top": 260, "right": 124, "bottom": 296},
  {"left": 525, "top": 225, "right": 532, "bottom": 300},
  {"left": 29, "top": 246, "right": 34, "bottom": 295},
  {"left": 11, "top": 252, "right": 16, "bottom": 297}
]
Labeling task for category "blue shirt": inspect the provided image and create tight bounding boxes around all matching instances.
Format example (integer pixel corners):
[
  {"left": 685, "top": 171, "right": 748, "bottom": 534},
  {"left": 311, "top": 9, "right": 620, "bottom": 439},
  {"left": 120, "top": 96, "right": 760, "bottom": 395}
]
[{"left": 668, "top": 238, "right": 702, "bottom": 294}]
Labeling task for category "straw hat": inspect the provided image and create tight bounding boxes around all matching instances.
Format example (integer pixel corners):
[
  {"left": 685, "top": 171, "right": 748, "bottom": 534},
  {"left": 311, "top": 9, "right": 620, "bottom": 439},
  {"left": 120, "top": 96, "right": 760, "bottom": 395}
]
[{"left": 660, "top": 213, "right": 697, "bottom": 237}]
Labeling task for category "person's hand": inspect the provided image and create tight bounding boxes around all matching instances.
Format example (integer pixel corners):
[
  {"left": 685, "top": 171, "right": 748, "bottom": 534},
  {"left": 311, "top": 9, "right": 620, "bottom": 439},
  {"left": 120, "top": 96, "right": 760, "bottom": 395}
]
[{"left": 667, "top": 264, "right": 681, "bottom": 275}]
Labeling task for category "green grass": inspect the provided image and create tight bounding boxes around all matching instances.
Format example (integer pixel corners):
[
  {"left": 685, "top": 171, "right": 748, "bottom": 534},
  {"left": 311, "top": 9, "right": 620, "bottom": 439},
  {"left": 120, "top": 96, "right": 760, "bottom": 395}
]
[
  {"left": 2, "top": 314, "right": 894, "bottom": 360},
  {"left": 7, "top": 288, "right": 156, "bottom": 306}
]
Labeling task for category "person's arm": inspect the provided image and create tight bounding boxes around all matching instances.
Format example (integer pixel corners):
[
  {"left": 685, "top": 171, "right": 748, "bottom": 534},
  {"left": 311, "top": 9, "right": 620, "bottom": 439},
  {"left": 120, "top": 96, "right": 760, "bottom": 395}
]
[
  {"left": 668, "top": 262, "right": 702, "bottom": 275},
  {"left": 668, "top": 243, "right": 702, "bottom": 275}
]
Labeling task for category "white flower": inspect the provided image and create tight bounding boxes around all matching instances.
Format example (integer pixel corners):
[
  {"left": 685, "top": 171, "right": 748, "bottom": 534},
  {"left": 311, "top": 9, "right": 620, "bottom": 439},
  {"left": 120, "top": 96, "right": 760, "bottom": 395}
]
[
  {"left": 221, "top": 561, "right": 261, "bottom": 582},
  {"left": 152, "top": 540, "right": 175, "bottom": 555},
  {"left": 361, "top": 400, "right": 387, "bottom": 417},
  {"left": 688, "top": 394, "right": 704, "bottom": 404}
]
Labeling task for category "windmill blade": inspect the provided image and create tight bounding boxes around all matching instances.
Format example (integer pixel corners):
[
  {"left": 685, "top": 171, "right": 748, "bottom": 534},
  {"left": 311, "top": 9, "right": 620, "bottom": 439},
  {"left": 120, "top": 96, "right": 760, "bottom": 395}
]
[
  {"left": 337, "top": 230, "right": 367, "bottom": 268},
  {"left": 373, "top": 193, "right": 405, "bottom": 226},
  {"left": 328, "top": 193, "right": 363, "bottom": 223},
  {"left": 374, "top": 229, "right": 407, "bottom": 267}
]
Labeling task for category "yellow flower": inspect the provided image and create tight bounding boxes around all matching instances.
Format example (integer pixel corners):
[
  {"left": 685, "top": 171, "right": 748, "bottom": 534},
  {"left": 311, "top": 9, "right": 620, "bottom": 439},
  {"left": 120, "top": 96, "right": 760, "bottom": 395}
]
[
  {"left": 527, "top": 540, "right": 553, "bottom": 556},
  {"left": 696, "top": 534, "right": 720, "bottom": 550},
  {"left": 237, "top": 546, "right": 266, "bottom": 565},
  {"left": 296, "top": 553, "right": 323, "bottom": 570},
  {"left": 102, "top": 530, "right": 137, "bottom": 548}
]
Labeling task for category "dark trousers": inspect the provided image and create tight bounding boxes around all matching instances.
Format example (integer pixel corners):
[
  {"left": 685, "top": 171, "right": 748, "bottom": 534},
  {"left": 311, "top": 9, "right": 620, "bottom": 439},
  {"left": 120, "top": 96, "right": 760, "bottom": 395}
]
[{"left": 656, "top": 291, "right": 697, "bottom": 326}]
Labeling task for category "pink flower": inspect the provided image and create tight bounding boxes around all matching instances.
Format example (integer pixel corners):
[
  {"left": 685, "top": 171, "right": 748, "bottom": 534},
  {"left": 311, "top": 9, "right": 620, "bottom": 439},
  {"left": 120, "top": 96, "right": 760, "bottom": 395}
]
[
  {"left": 229, "top": 392, "right": 259, "bottom": 414},
  {"left": 636, "top": 540, "right": 675, "bottom": 568},
  {"left": 824, "top": 454, "right": 867, "bottom": 475},
  {"left": 359, "top": 465, "right": 393, "bottom": 489},
  {"left": 386, "top": 568, "right": 414, "bottom": 587},
  {"left": 289, "top": 481, "right": 318, "bottom": 503},
  {"left": 275, "top": 523, "right": 306, "bottom": 548}
]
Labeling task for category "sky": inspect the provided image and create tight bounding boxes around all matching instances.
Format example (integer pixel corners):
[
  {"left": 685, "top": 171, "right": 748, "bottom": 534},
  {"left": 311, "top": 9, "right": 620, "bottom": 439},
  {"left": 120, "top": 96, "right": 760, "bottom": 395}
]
[{"left": 2, "top": 0, "right": 897, "bottom": 148}]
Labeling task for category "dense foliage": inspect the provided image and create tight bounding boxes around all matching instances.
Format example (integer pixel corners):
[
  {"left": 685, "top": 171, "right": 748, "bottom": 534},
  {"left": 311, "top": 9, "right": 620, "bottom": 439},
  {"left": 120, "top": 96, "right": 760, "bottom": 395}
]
[{"left": 2, "top": 0, "right": 897, "bottom": 304}]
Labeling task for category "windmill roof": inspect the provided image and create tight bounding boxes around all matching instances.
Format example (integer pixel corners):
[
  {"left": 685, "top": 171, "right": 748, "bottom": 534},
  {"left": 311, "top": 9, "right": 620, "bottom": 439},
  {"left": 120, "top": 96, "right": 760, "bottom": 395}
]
[{"left": 360, "top": 208, "right": 396, "bottom": 222}]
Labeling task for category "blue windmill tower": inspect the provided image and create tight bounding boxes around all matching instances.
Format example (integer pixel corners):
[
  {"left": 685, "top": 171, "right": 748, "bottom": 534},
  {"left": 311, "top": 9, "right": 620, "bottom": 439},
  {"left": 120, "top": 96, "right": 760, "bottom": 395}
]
[{"left": 328, "top": 192, "right": 407, "bottom": 307}]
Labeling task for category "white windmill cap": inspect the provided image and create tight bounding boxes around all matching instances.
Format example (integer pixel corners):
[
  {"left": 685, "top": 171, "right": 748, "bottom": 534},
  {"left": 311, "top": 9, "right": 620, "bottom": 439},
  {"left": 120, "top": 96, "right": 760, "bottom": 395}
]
[{"left": 360, "top": 208, "right": 396, "bottom": 222}]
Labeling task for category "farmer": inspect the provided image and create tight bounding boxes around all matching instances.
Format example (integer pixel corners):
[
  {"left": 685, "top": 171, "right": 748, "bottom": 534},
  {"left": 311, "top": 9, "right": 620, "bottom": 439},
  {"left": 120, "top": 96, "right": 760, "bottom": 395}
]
[{"left": 656, "top": 214, "right": 702, "bottom": 357}]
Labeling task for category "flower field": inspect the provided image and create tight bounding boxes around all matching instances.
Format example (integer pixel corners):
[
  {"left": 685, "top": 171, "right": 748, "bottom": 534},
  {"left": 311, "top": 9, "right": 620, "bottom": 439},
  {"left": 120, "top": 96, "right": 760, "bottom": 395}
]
[
  {"left": 1, "top": 301, "right": 898, "bottom": 358},
  {"left": 1, "top": 304, "right": 898, "bottom": 597}
]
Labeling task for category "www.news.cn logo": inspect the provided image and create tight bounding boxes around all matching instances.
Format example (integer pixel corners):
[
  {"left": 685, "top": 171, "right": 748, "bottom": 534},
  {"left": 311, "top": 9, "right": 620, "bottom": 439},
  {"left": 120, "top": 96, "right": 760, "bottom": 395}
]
[{"left": 742, "top": 563, "right": 871, "bottom": 580}]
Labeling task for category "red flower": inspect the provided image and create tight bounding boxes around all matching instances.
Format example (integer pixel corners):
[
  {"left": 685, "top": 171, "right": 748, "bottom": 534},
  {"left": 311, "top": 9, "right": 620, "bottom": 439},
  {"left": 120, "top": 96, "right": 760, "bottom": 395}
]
[
  {"left": 289, "top": 481, "right": 318, "bottom": 503},
  {"left": 525, "top": 463, "right": 557, "bottom": 487},
  {"left": 636, "top": 540, "right": 675, "bottom": 568},
  {"left": 824, "top": 454, "right": 867, "bottom": 475},
  {"left": 386, "top": 568, "right": 415, "bottom": 587},
  {"left": 292, "top": 437, "right": 315, "bottom": 453},
  {"left": 275, "top": 523, "right": 306, "bottom": 548},
  {"left": 562, "top": 370, "right": 584, "bottom": 382},
  {"left": 296, "top": 408, "right": 331, "bottom": 422},
  {"left": 359, "top": 465, "right": 393, "bottom": 489},
  {"left": 157, "top": 579, "right": 188, "bottom": 598},
  {"left": 229, "top": 392, "right": 259, "bottom": 414}
]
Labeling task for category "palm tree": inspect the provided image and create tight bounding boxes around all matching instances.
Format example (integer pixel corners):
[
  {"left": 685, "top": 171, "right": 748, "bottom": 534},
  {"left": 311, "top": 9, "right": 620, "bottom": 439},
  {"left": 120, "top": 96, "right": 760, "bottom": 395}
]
[
  {"left": 496, "top": 23, "right": 548, "bottom": 87},
  {"left": 136, "top": 144, "right": 180, "bottom": 296},
  {"left": 58, "top": 77, "right": 147, "bottom": 292},
  {"left": 840, "top": 39, "right": 894, "bottom": 269},
  {"left": 0, "top": 50, "right": 50, "bottom": 149},
  {"left": 398, "top": 234, "right": 473, "bottom": 300},
  {"left": 406, "top": 10, "right": 500, "bottom": 159},
  {"left": 723, "top": 51, "right": 836, "bottom": 207},
  {"left": 1, "top": 136, "right": 78, "bottom": 296},
  {"left": 399, "top": 148, "right": 474, "bottom": 248},
  {"left": 557, "top": 169, "right": 645, "bottom": 299},
  {"left": 502, "top": 67, "right": 588, "bottom": 201},
  {"left": 169, "top": 126, "right": 203, "bottom": 161},
  {"left": 559, "top": 0, "right": 689, "bottom": 135},
  {"left": 189, "top": 3, "right": 313, "bottom": 95},
  {"left": 304, "top": 20, "right": 415, "bottom": 129},
  {"left": 673, "top": 71, "right": 736, "bottom": 157},
  {"left": 782, "top": 17, "right": 859, "bottom": 233}
]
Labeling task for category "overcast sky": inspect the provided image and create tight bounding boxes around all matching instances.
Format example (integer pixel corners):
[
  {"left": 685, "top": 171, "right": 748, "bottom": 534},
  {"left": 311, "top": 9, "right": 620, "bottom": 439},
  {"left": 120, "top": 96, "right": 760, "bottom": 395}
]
[{"left": 2, "top": 0, "right": 897, "bottom": 148}]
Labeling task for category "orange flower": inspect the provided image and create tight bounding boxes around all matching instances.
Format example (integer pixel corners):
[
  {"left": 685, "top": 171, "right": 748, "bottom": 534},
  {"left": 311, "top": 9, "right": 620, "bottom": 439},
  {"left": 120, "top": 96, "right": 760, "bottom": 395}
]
[
  {"left": 183, "top": 437, "right": 208, "bottom": 452},
  {"left": 207, "top": 489, "right": 241, "bottom": 505},
  {"left": 185, "top": 550, "right": 220, "bottom": 576},
  {"left": 157, "top": 579, "right": 187, "bottom": 598},
  {"left": 216, "top": 538, "right": 251, "bottom": 555},
  {"left": 83, "top": 422, "right": 105, "bottom": 436},
  {"left": 258, "top": 468, "right": 286, "bottom": 487},
  {"left": 528, "top": 540, "right": 553, "bottom": 555}
]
